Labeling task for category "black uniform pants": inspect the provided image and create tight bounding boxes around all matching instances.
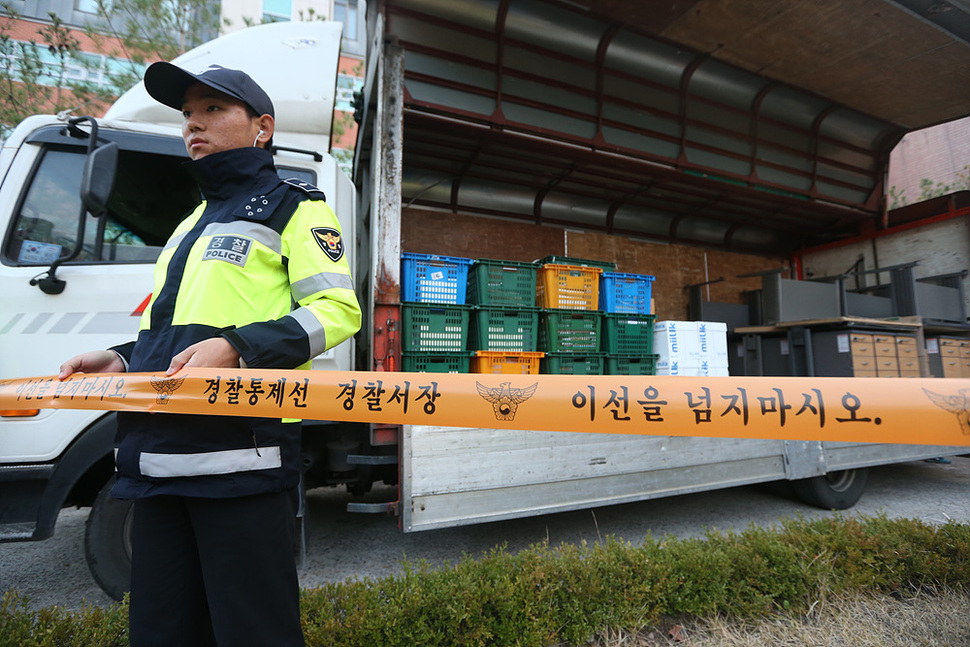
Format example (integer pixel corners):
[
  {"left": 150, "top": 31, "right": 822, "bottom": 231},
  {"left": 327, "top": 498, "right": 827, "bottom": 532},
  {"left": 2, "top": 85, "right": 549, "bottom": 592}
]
[{"left": 128, "top": 490, "right": 305, "bottom": 647}]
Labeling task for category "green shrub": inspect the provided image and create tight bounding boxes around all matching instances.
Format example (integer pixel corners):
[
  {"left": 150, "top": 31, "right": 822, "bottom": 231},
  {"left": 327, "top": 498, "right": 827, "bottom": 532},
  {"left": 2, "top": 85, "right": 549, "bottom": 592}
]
[
  {"left": 4, "top": 516, "right": 969, "bottom": 647},
  {"left": 0, "top": 591, "right": 128, "bottom": 647}
]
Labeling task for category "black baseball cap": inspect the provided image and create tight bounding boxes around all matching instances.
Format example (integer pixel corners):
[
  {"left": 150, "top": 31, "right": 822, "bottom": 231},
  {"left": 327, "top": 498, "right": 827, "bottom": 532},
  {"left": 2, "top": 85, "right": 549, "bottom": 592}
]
[{"left": 144, "top": 61, "right": 275, "bottom": 118}]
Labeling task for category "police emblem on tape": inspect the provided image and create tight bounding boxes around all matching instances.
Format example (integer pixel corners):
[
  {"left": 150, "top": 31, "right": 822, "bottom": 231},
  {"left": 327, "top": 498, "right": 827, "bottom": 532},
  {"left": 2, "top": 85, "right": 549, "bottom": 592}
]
[
  {"left": 476, "top": 382, "right": 538, "bottom": 421},
  {"left": 923, "top": 388, "right": 970, "bottom": 434},
  {"left": 202, "top": 236, "right": 252, "bottom": 267},
  {"left": 312, "top": 227, "right": 344, "bottom": 262},
  {"left": 150, "top": 376, "right": 185, "bottom": 405}
]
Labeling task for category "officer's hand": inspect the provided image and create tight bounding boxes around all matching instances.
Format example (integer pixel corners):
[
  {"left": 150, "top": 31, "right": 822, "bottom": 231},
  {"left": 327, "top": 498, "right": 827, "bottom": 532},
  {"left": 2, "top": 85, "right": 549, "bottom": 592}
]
[
  {"left": 167, "top": 338, "right": 241, "bottom": 376},
  {"left": 58, "top": 350, "right": 126, "bottom": 380}
]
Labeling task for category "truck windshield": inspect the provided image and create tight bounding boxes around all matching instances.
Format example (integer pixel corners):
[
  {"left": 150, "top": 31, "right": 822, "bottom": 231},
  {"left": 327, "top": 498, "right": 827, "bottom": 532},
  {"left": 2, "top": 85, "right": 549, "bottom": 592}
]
[
  {"left": 3, "top": 141, "right": 318, "bottom": 268},
  {"left": 3, "top": 144, "right": 200, "bottom": 266}
]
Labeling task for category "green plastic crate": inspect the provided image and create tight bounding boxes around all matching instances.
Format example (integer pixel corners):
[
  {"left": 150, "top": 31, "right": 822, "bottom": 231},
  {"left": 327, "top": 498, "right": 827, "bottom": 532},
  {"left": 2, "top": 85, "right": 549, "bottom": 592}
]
[
  {"left": 467, "top": 259, "right": 538, "bottom": 307},
  {"left": 541, "top": 353, "right": 605, "bottom": 375},
  {"left": 603, "top": 313, "right": 656, "bottom": 355},
  {"left": 536, "top": 255, "right": 616, "bottom": 272},
  {"left": 401, "top": 303, "right": 471, "bottom": 352},
  {"left": 538, "top": 309, "right": 602, "bottom": 353},
  {"left": 607, "top": 354, "right": 659, "bottom": 375},
  {"left": 470, "top": 306, "right": 540, "bottom": 352},
  {"left": 401, "top": 352, "right": 471, "bottom": 373}
]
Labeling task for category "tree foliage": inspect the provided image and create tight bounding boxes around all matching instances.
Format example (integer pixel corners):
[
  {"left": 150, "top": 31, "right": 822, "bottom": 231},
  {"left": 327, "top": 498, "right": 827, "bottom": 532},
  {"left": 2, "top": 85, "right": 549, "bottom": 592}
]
[
  {"left": 0, "top": 0, "right": 220, "bottom": 138},
  {"left": 0, "top": 5, "right": 95, "bottom": 137},
  {"left": 889, "top": 165, "right": 970, "bottom": 209},
  {"left": 79, "top": 0, "right": 221, "bottom": 98}
]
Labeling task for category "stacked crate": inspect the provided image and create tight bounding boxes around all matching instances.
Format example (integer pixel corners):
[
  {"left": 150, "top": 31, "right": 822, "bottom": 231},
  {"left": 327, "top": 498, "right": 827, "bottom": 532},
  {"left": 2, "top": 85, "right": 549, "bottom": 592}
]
[
  {"left": 467, "top": 259, "right": 543, "bottom": 375},
  {"left": 400, "top": 252, "right": 658, "bottom": 375},
  {"left": 533, "top": 256, "right": 658, "bottom": 375},
  {"left": 536, "top": 256, "right": 610, "bottom": 375},
  {"left": 600, "top": 271, "right": 658, "bottom": 375},
  {"left": 400, "top": 253, "right": 473, "bottom": 373}
]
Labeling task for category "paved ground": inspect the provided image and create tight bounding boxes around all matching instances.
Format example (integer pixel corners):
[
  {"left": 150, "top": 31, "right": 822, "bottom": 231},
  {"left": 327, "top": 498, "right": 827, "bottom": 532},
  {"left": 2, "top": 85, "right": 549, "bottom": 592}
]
[{"left": 2, "top": 456, "right": 969, "bottom": 611}]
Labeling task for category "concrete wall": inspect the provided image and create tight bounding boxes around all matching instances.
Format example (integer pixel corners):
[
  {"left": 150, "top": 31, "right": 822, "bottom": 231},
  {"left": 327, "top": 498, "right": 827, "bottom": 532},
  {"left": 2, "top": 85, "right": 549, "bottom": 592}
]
[
  {"left": 800, "top": 216, "right": 970, "bottom": 317},
  {"left": 889, "top": 118, "right": 970, "bottom": 207}
]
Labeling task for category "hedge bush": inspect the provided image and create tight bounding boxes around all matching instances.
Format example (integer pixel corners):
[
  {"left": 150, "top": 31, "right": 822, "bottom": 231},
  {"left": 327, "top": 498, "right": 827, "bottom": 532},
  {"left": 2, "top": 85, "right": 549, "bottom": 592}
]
[{"left": 3, "top": 515, "right": 968, "bottom": 647}]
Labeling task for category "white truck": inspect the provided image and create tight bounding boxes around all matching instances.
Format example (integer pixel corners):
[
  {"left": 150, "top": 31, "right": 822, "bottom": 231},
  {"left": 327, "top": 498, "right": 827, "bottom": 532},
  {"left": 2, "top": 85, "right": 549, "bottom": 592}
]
[{"left": 0, "top": 19, "right": 959, "bottom": 601}]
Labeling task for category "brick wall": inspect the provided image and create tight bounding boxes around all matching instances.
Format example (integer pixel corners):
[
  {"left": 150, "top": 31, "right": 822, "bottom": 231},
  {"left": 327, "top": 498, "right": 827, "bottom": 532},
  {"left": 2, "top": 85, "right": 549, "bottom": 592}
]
[
  {"left": 402, "top": 207, "right": 785, "bottom": 319},
  {"left": 889, "top": 118, "right": 970, "bottom": 205}
]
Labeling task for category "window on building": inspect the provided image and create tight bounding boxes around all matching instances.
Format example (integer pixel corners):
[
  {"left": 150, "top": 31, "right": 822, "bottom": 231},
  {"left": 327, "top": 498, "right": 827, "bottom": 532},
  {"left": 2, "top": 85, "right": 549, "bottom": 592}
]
[
  {"left": 76, "top": 0, "right": 106, "bottom": 13},
  {"left": 263, "top": 0, "right": 292, "bottom": 22},
  {"left": 333, "top": 0, "right": 358, "bottom": 40}
]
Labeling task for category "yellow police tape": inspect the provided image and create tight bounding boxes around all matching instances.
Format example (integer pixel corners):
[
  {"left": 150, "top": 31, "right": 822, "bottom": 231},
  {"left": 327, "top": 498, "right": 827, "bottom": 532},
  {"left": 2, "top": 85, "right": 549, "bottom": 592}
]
[{"left": 2, "top": 369, "right": 970, "bottom": 446}]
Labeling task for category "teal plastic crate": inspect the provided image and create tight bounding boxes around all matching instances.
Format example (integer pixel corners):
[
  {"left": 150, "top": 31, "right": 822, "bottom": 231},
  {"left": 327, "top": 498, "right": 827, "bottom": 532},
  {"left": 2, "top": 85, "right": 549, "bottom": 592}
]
[
  {"left": 467, "top": 259, "right": 537, "bottom": 307},
  {"left": 401, "top": 303, "right": 471, "bottom": 352},
  {"left": 538, "top": 309, "right": 602, "bottom": 353},
  {"left": 402, "top": 352, "right": 471, "bottom": 373},
  {"left": 470, "top": 306, "right": 540, "bottom": 352},
  {"left": 401, "top": 253, "right": 473, "bottom": 304},
  {"left": 541, "top": 353, "right": 605, "bottom": 375},
  {"left": 607, "top": 354, "right": 659, "bottom": 375},
  {"left": 603, "top": 313, "right": 656, "bottom": 355},
  {"left": 600, "top": 272, "right": 655, "bottom": 314}
]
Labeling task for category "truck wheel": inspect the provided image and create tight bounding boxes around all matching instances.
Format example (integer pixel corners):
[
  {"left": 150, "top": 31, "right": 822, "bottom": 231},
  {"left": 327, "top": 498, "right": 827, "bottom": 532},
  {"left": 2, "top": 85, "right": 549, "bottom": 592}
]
[
  {"left": 84, "top": 477, "right": 132, "bottom": 601},
  {"left": 791, "top": 468, "right": 868, "bottom": 510}
]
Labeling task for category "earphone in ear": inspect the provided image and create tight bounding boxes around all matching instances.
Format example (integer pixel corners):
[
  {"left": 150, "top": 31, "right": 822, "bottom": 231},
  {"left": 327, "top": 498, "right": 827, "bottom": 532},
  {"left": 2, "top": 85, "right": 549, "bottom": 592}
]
[{"left": 253, "top": 130, "right": 265, "bottom": 147}]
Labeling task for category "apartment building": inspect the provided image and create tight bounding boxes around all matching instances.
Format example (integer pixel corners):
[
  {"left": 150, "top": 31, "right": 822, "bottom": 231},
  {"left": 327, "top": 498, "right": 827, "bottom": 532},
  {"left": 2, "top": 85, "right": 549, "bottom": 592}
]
[{"left": 1, "top": 0, "right": 364, "bottom": 165}]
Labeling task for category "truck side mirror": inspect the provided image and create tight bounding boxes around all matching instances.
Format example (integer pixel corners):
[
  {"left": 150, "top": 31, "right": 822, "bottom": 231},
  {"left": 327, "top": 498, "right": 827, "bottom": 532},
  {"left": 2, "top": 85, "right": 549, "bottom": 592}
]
[
  {"left": 30, "top": 117, "right": 116, "bottom": 295},
  {"left": 81, "top": 141, "right": 118, "bottom": 218}
]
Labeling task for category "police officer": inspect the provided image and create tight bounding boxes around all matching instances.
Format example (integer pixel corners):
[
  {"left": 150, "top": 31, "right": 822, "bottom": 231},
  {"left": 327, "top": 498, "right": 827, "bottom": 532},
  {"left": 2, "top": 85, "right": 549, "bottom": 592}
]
[{"left": 59, "top": 63, "right": 361, "bottom": 646}]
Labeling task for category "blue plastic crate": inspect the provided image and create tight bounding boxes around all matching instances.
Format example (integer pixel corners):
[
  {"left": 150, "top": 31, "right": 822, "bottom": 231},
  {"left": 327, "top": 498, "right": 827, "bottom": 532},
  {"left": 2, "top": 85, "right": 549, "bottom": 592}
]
[
  {"left": 401, "top": 253, "right": 473, "bottom": 304},
  {"left": 599, "top": 272, "right": 655, "bottom": 314}
]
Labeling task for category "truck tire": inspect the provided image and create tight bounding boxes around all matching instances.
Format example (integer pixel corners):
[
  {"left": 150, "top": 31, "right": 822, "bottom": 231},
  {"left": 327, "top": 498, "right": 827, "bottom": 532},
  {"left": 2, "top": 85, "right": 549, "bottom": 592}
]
[
  {"left": 84, "top": 477, "right": 132, "bottom": 601},
  {"left": 791, "top": 467, "right": 868, "bottom": 510}
]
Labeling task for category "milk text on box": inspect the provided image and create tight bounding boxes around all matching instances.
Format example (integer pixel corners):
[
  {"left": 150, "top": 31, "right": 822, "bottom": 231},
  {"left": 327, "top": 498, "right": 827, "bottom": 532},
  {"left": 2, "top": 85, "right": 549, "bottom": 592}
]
[{"left": 653, "top": 321, "right": 701, "bottom": 363}]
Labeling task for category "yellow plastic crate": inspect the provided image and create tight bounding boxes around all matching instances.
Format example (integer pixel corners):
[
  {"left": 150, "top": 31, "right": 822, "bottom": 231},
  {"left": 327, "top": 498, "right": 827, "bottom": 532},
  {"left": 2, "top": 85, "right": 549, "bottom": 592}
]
[
  {"left": 536, "top": 264, "right": 602, "bottom": 310},
  {"left": 470, "top": 351, "right": 545, "bottom": 375}
]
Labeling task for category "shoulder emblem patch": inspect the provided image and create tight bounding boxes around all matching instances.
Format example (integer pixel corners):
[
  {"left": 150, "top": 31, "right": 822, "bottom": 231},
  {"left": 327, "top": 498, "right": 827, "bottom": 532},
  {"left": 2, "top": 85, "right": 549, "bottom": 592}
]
[
  {"left": 284, "top": 178, "right": 327, "bottom": 201},
  {"left": 312, "top": 227, "right": 344, "bottom": 262}
]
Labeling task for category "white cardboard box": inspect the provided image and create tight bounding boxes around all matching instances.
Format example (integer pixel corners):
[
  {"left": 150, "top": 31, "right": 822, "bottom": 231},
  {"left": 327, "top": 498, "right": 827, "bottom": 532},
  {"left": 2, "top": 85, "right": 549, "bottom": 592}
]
[
  {"left": 699, "top": 360, "right": 730, "bottom": 377},
  {"left": 656, "top": 359, "right": 729, "bottom": 376},
  {"left": 655, "top": 358, "right": 701, "bottom": 376},
  {"left": 653, "top": 320, "right": 701, "bottom": 364},
  {"left": 697, "top": 321, "right": 728, "bottom": 365}
]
